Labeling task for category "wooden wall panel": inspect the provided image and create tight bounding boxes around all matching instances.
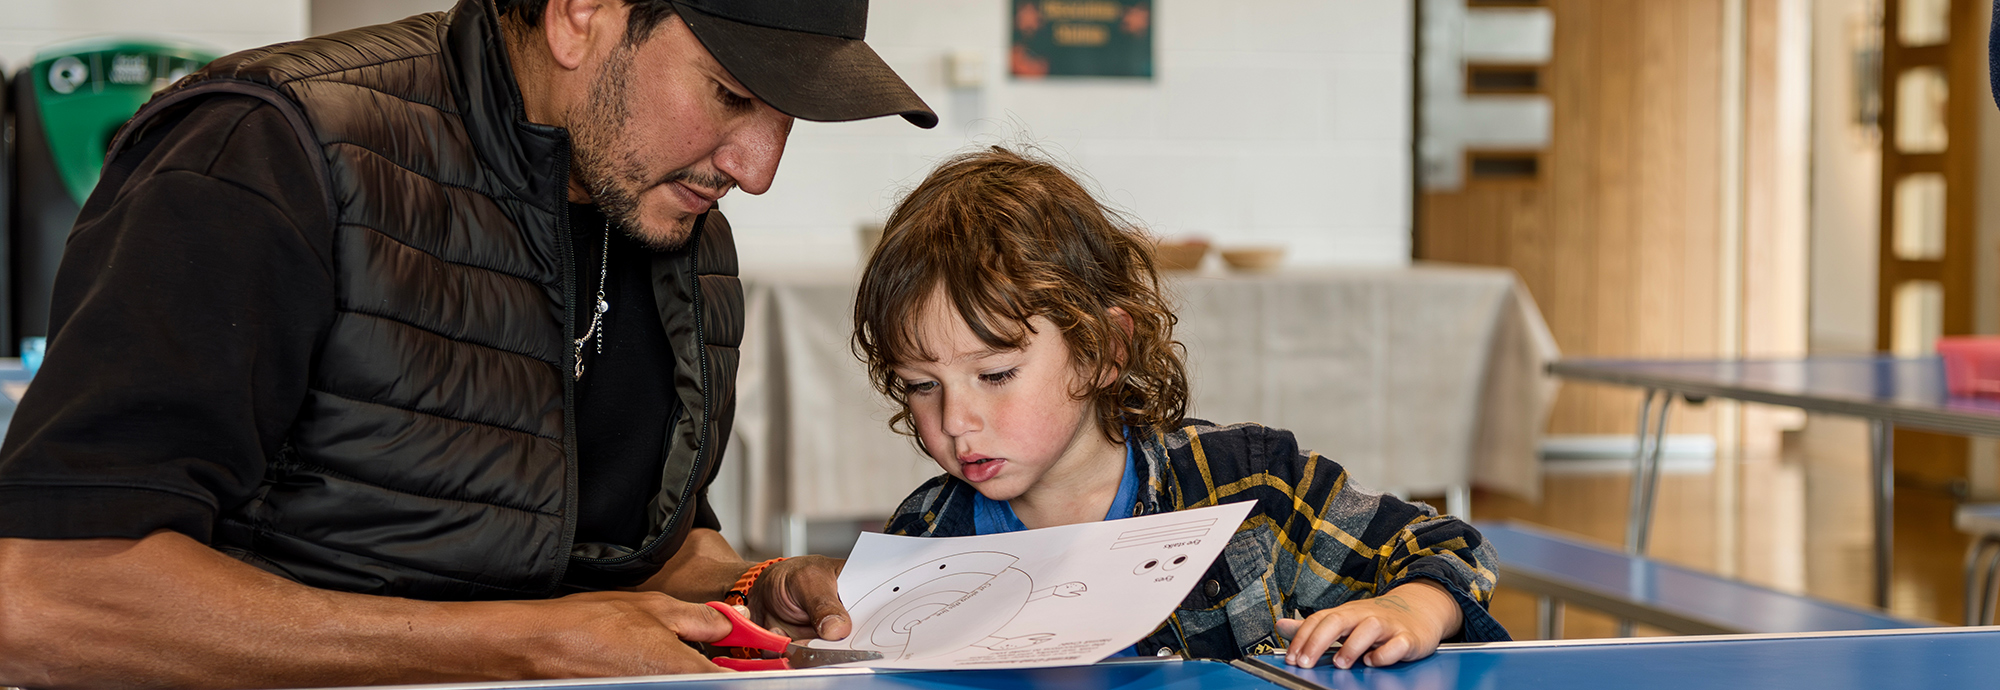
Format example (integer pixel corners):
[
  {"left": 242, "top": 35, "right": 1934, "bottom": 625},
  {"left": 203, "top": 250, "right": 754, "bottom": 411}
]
[
  {"left": 1742, "top": 0, "right": 1809, "bottom": 366},
  {"left": 1678, "top": 0, "right": 1725, "bottom": 387},
  {"left": 1437, "top": 0, "right": 1968, "bottom": 621},
  {"left": 1421, "top": 0, "right": 1728, "bottom": 439}
]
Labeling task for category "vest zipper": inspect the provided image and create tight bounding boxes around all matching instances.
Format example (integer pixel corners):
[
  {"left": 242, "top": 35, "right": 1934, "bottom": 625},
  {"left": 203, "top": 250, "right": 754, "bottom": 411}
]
[
  {"left": 632, "top": 216, "right": 711, "bottom": 564},
  {"left": 551, "top": 149, "right": 580, "bottom": 590},
  {"left": 564, "top": 215, "right": 711, "bottom": 574},
  {"left": 680, "top": 217, "right": 713, "bottom": 546}
]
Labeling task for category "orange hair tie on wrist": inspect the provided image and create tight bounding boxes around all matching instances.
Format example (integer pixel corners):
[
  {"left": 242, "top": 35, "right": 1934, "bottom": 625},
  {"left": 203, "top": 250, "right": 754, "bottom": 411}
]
[{"left": 723, "top": 557, "right": 786, "bottom": 608}]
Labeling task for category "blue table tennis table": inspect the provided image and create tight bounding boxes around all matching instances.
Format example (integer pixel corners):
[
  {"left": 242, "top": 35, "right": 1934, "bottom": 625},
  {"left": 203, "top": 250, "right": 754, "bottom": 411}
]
[
  {"left": 309, "top": 658, "right": 1281, "bottom": 690},
  {"left": 303, "top": 627, "right": 2000, "bottom": 690},
  {"left": 1236, "top": 626, "right": 2000, "bottom": 690},
  {"left": 1548, "top": 356, "right": 2000, "bottom": 610}
]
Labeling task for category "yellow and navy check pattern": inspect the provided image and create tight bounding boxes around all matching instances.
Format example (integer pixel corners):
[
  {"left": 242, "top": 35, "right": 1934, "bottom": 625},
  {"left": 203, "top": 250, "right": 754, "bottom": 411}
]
[{"left": 883, "top": 419, "right": 1509, "bottom": 659}]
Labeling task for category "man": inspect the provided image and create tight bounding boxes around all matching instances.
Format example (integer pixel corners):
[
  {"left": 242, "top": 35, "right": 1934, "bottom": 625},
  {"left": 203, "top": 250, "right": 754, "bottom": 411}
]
[{"left": 0, "top": 0, "right": 935, "bottom": 686}]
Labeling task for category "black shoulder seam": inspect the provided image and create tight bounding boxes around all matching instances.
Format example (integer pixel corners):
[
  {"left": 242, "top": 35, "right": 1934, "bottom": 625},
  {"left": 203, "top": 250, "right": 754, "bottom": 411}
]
[{"left": 113, "top": 82, "right": 337, "bottom": 245}]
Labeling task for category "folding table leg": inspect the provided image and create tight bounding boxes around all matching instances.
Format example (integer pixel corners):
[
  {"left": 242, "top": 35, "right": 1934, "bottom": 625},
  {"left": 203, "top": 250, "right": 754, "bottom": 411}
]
[
  {"left": 1980, "top": 539, "right": 2000, "bottom": 625},
  {"left": 1870, "top": 420, "right": 1894, "bottom": 610},
  {"left": 1626, "top": 389, "right": 1672, "bottom": 556},
  {"left": 1961, "top": 538, "right": 1993, "bottom": 625},
  {"left": 1536, "top": 596, "right": 1564, "bottom": 640}
]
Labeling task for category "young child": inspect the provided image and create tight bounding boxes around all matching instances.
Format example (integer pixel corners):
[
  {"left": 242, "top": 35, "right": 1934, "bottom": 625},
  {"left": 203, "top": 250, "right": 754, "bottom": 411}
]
[{"left": 852, "top": 147, "right": 1508, "bottom": 668}]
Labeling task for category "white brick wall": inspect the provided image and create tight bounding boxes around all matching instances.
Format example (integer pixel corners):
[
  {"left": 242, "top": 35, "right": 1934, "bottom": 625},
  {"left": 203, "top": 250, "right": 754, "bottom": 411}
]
[
  {"left": 0, "top": 0, "right": 1413, "bottom": 270},
  {"left": 310, "top": 0, "right": 454, "bottom": 36},
  {"left": 0, "top": 0, "right": 306, "bottom": 72},
  {"left": 725, "top": 0, "right": 1416, "bottom": 270}
]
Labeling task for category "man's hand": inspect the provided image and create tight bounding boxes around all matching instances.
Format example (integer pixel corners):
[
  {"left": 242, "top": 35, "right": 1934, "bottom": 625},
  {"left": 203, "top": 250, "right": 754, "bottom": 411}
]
[
  {"left": 746, "top": 555, "right": 850, "bottom": 641},
  {"left": 488, "top": 591, "right": 735, "bottom": 677},
  {"left": 1275, "top": 580, "right": 1463, "bottom": 670},
  {"left": 629, "top": 529, "right": 850, "bottom": 642}
]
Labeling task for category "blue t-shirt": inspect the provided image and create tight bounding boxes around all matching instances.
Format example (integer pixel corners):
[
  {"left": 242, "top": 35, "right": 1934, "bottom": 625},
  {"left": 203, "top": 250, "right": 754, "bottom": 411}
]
[{"left": 970, "top": 437, "right": 1144, "bottom": 656}]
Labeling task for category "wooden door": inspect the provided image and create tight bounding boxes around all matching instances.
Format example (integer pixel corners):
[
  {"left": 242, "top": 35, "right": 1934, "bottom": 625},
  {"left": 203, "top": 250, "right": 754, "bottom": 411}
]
[{"left": 1875, "top": 0, "right": 1981, "bottom": 493}]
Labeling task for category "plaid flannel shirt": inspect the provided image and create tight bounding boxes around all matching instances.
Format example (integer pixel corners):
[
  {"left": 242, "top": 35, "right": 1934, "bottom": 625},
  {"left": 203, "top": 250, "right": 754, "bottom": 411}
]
[{"left": 882, "top": 419, "right": 1510, "bottom": 660}]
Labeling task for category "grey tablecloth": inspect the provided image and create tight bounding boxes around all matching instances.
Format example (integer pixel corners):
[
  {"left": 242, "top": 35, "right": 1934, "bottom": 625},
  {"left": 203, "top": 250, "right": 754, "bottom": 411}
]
[{"left": 725, "top": 264, "right": 1558, "bottom": 552}]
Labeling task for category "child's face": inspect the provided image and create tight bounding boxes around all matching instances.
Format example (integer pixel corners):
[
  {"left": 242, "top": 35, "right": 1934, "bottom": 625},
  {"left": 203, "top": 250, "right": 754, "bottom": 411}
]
[{"left": 892, "top": 291, "right": 1118, "bottom": 504}]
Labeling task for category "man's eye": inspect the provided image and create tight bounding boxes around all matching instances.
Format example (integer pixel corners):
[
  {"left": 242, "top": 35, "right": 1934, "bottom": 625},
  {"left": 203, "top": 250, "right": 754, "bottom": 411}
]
[
  {"left": 980, "top": 368, "right": 1020, "bottom": 384},
  {"left": 717, "top": 83, "right": 754, "bottom": 111}
]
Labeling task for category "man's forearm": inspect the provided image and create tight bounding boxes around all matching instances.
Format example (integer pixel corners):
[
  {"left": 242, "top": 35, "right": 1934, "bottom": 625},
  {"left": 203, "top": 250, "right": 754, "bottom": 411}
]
[
  {"left": 634, "top": 527, "right": 750, "bottom": 602},
  {"left": 0, "top": 531, "right": 488, "bottom": 688},
  {"left": 0, "top": 531, "right": 728, "bottom": 689}
]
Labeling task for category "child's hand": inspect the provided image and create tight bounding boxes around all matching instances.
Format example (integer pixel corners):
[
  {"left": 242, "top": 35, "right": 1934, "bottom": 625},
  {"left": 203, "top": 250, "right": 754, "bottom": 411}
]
[{"left": 1276, "top": 580, "right": 1463, "bottom": 669}]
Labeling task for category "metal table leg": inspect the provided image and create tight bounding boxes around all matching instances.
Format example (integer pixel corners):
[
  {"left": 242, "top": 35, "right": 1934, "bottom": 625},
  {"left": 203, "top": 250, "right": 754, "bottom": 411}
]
[
  {"left": 1536, "top": 596, "right": 1565, "bottom": 640},
  {"left": 1960, "top": 538, "right": 1982, "bottom": 626},
  {"left": 1968, "top": 537, "right": 2000, "bottom": 625},
  {"left": 1984, "top": 544, "right": 2000, "bottom": 625},
  {"left": 1626, "top": 389, "right": 1674, "bottom": 556},
  {"left": 1870, "top": 419, "right": 1894, "bottom": 610},
  {"left": 1616, "top": 389, "right": 1673, "bottom": 638}
]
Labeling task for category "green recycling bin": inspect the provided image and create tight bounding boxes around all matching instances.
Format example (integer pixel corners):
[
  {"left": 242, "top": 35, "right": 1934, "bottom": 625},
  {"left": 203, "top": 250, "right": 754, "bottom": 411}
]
[{"left": 11, "top": 38, "right": 215, "bottom": 355}]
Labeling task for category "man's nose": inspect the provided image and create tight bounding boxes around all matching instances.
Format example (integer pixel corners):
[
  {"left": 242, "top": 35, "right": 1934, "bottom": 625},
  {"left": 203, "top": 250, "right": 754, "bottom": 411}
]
[{"left": 715, "top": 107, "right": 793, "bottom": 195}]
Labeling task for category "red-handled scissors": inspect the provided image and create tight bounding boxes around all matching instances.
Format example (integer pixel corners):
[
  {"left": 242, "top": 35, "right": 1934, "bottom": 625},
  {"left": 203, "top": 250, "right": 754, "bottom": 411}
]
[{"left": 705, "top": 601, "right": 883, "bottom": 671}]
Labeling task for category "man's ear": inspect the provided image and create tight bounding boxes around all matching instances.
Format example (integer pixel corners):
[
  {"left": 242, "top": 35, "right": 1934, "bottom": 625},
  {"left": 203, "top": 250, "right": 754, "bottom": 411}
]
[
  {"left": 542, "top": 0, "right": 614, "bottom": 71},
  {"left": 1099, "top": 307, "right": 1136, "bottom": 387}
]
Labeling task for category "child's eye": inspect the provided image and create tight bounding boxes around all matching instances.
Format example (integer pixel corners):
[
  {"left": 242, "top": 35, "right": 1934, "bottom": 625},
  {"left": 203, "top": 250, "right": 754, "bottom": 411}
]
[
  {"left": 980, "top": 368, "right": 1020, "bottom": 385},
  {"left": 902, "top": 380, "right": 937, "bottom": 395}
]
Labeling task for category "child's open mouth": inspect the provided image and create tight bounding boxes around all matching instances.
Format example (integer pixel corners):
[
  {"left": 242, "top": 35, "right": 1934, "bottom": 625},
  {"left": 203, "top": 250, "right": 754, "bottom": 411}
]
[{"left": 960, "top": 456, "right": 1006, "bottom": 483}]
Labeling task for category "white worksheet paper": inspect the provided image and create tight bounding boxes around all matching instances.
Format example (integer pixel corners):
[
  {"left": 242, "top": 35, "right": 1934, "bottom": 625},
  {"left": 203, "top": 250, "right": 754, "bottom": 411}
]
[{"left": 806, "top": 501, "right": 1255, "bottom": 670}]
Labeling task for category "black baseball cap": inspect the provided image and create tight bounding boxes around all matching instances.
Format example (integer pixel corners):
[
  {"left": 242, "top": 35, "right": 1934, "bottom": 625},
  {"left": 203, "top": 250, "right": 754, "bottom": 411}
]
[{"left": 670, "top": 0, "right": 938, "bottom": 129}]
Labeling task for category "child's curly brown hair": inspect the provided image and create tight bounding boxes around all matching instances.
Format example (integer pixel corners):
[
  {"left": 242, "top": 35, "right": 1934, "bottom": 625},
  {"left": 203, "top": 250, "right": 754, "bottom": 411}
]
[{"left": 853, "top": 146, "right": 1189, "bottom": 445}]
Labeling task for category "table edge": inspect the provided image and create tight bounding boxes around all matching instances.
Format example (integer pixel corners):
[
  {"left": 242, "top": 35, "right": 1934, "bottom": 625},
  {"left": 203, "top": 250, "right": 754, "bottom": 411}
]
[
  {"left": 289, "top": 656, "right": 1206, "bottom": 690},
  {"left": 1546, "top": 358, "right": 2000, "bottom": 437}
]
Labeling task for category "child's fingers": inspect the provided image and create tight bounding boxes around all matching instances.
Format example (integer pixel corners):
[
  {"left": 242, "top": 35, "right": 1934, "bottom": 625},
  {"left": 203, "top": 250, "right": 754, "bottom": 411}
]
[
  {"left": 1363, "top": 632, "right": 1414, "bottom": 668},
  {"left": 1281, "top": 616, "right": 1328, "bottom": 667},
  {"left": 1284, "top": 613, "right": 1353, "bottom": 668},
  {"left": 1330, "top": 617, "right": 1387, "bottom": 670}
]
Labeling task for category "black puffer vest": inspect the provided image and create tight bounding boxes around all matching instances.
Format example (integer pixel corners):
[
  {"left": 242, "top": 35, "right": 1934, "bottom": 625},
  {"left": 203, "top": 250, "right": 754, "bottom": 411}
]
[{"left": 106, "top": 0, "right": 741, "bottom": 599}]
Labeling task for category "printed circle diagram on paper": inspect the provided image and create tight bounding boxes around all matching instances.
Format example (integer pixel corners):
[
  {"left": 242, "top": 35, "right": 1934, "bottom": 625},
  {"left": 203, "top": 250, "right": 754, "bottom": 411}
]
[
  {"left": 828, "top": 516, "right": 1222, "bottom": 661},
  {"left": 838, "top": 552, "right": 1082, "bottom": 659}
]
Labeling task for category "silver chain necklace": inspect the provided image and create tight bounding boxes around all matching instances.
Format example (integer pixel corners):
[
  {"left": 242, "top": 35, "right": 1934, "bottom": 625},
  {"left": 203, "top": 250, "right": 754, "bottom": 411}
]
[{"left": 573, "top": 218, "right": 611, "bottom": 379}]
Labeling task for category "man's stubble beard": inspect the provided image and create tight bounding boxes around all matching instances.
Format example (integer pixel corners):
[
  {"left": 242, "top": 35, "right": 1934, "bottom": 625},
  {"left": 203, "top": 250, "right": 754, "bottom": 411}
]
[{"left": 570, "top": 42, "right": 730, "bottom": 252}]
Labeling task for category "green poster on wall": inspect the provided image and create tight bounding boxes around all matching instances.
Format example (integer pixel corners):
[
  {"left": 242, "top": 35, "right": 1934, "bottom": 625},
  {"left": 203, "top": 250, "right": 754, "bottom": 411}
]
[{"left": 1011, "top": 0, "right": 1153, "bottom": 79}]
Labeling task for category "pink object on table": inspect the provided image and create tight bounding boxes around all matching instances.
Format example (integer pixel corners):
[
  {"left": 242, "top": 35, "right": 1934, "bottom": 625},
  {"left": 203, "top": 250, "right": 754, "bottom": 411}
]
[{"left": 1937, "top": 336, "right": 2000, "bottom": 397}]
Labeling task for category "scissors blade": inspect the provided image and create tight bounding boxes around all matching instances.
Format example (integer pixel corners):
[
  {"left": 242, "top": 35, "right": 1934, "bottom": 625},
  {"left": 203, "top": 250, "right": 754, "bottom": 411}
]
[{"left": 782, "top": 644, "right": 883, "bottom": 669}]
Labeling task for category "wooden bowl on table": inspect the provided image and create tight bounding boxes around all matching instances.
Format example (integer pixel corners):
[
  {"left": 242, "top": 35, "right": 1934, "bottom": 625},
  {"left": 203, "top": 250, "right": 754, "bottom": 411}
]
[
  {"left": 1220, "top": 246, "right": 1285, "bottom": 272},
  {"left": 1152, "top": 239, "right": 1210, "bottom": 272}
]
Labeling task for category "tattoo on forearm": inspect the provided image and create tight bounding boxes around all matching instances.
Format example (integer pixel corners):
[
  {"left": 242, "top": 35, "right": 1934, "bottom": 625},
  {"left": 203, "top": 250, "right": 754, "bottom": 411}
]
[{"left": 1375, "top": 595, "right": 1413, "bottom": 613}]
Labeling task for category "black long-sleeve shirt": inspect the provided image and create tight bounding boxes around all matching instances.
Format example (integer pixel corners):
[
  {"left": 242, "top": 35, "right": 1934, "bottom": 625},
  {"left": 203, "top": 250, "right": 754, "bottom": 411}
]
[{"left": 0, "top": 95, "right": 713, "bottom": 557}]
